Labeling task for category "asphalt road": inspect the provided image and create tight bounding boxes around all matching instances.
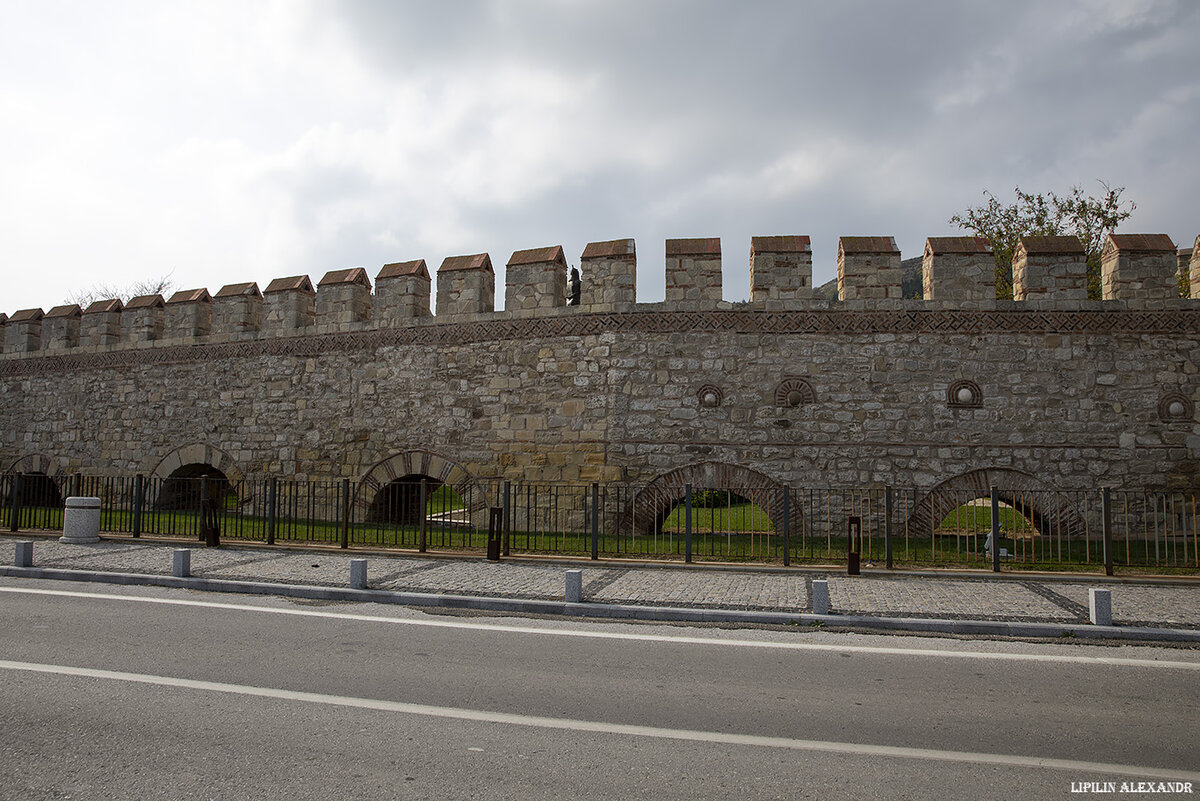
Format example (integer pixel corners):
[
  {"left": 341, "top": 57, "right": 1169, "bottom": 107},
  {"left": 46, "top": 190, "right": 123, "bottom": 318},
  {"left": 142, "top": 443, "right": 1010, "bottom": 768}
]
[{"left": 1, "top": 577, "right": 1198, "bottom": 800}]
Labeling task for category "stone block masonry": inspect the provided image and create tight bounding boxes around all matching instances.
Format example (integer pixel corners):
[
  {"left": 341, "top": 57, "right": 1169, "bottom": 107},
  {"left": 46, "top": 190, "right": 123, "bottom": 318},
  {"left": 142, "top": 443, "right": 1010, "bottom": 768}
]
[
  {"left": 0, "top": 234, "right": 1197, "bottom": 513},
  {"left": 1013, "top": 236, "right": 1087, "bottom": 301}
]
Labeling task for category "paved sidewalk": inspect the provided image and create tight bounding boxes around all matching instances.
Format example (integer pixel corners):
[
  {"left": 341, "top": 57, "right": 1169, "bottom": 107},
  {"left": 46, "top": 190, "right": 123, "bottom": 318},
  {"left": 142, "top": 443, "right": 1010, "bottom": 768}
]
[{"left": 3, "top": 534, "right": 1198, "bottom": 634}]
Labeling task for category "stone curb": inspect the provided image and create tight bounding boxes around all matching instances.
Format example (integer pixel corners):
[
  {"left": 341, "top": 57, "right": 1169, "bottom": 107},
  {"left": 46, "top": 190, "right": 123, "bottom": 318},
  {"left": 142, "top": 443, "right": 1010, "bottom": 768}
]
[{"left": 3, "top": 565, "right": 1198, "bottom": 644}]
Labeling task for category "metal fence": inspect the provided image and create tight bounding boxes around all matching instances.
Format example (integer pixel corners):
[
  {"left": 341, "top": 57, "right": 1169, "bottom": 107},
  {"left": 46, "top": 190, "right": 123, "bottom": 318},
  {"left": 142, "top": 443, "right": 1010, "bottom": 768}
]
[{"left": 2, "top": 471, "right": 1197, "bottom": 573}]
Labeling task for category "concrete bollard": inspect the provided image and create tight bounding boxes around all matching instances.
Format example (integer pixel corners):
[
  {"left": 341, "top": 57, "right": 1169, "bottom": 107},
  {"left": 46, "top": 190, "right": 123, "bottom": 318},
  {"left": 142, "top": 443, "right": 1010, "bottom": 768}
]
[
  {"left": 172, "top": 549, "right": 191, "bottom": 578},
  {"left": 14, "top": 541, "right": 33, "bottom": 568},
  {"left": 565, "top": 569, "right": 583, "bottom": 604},
  {"left": 811, "top": 579, "right": 830, "bottom": 615},
  {"left": 60, "top": 496, "right": 102, "bottom": 544},
  {"left": 350, "top": 559, "right": 368, "bottom": 590},
  {"left": 1089, "top": 588, "right": 1113, "bottom": 626}
]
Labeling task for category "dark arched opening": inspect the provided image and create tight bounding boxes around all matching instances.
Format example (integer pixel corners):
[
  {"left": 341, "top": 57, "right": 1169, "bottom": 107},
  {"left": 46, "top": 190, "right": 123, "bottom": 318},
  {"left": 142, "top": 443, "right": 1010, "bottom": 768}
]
[
  {"left": 367, "top": 474, "right": 466, "bottom": 525},
  {"left": 157, "top": 464, "right": 234, "bottom": 511},
  {"left": 3, "top": 472, "right": 63, "bottom": 509}
]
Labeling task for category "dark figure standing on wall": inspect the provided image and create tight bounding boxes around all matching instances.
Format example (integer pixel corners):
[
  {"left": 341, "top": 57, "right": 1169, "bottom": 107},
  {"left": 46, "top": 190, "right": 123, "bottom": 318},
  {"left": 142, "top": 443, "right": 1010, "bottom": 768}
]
[{"left": 567, "top": 267, "right": 581, "bottom": 305}]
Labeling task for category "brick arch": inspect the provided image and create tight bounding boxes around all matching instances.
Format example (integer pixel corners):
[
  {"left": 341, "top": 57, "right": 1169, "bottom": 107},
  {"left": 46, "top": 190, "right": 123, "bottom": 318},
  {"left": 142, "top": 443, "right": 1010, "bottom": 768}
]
[
  {"left": 906, "top": 468, "right": 1085, "bottom": 538},
  {"left": 353, "top": 449, "right": 490, "bottom": 520},
  {"left": 147, "top": 443, "right": 246, "bottom": 485},
  {"left": 626, "top": 461, "right": 802, "bottom": 536}
]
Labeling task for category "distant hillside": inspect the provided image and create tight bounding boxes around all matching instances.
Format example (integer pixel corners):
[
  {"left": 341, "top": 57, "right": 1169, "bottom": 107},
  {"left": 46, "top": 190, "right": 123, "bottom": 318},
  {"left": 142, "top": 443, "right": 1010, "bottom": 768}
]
[{"left": 816, "top": 256, "right": 924, "bottom": 300}]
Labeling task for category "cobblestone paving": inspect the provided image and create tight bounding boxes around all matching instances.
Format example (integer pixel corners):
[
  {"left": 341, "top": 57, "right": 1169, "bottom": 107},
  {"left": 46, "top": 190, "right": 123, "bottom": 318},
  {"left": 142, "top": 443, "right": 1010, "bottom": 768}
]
[
  {"left": 6, "top": 536, "right": 1198, "bottom": 628},
  {"left": 592, "top": 570, "right": 806, "bottom": 610},
  {"left": 826, "top": 576, "right": 1080, "bottom": 621}
]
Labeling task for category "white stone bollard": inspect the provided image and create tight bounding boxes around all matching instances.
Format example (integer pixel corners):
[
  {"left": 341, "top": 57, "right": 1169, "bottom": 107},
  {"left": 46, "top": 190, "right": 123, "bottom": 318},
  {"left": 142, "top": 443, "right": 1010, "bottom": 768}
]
[
  {"left": 565, "top": 569, "right": 583, "bottom": 603},
  {"left": 60, "top": 497, "right": 102, "bottom": 544},
  {"left": 1089, "top": 588, "right": 1113, "bottom": 626},
  {"left": 350, "top": 559, "right": 368, "bottom": 590},
  {"left": 811, "top": 579, "right": 830, "bottom": 615},
  {"left": 14, "top": 541, "right": 33, "bottom": 568},
  {"left": 172, "top": 549, "right": 191, "bottom": 578}
]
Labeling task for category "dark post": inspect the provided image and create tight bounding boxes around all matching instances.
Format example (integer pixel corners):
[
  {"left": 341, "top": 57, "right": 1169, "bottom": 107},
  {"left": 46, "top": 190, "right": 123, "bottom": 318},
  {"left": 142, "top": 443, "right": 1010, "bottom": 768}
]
[
  {"left": 486, "top": 506, "right": 503, "bottom": 561},
  {"left": 991, "top": 485, "right": 1001, "bottom": 573},
  {"left": 199, "top": 478, "right": 209, "bottom": 543},
  {"left": 781, "top": 487, "right": 790, "bottom": 567},
  {"left": 9, "top": 473, "right": 21, "bottom": 532},
  {"left": 132, "top": 474, "right": 145, "bottom": 538},
  {"left": 884, "top": 486, "right": 893, "bottom": 570},
  {"left": 590, "top": 482, "right": 600, "bottom": 560},
  {"left": 340, "top": 478, "right": 350, "bottom": 549},
  {"left": 502, "top": 481, "right": 511, "bottom": 557},
  {"left": 847, "top": 516, "right": 861, "bottom": 575},
  {"left": 1101, "top": 486, "right": 1114, "bottom": 577},
  {"left": 266, "top": 478, "right": 277, "bottom": 545},
  {"left": 418, "top": 478, "right": 428, "bottom": 553},
  {"left": 684, "top": 483, "right": 693, "bottom": 564},
  {"left": 72, "top": 473, "right": 82, "bottom": 499}
]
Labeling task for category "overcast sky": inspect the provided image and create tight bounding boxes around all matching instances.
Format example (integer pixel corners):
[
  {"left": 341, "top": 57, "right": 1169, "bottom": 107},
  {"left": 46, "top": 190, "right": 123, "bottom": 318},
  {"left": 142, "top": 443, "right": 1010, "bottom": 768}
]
[{"left": 2, "top": 0, "right": 1198, "bottom": 313}]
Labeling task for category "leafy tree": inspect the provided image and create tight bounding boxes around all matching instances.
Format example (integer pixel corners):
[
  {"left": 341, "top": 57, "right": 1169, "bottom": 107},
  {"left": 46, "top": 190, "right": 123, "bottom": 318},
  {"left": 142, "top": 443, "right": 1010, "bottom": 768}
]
[
  {"left": 949, "top": 183, "right": 1135, "bottom": 299},
  {"left": 63, "top": 274, "right": 175, "bottom": 309}
]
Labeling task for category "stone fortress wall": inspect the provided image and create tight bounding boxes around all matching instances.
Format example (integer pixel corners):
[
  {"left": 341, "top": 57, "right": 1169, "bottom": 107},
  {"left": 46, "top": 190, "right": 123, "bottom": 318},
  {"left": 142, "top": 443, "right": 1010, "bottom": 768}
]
[{"left": 1, "top": 232, "right": 1198, "bottom": 523}]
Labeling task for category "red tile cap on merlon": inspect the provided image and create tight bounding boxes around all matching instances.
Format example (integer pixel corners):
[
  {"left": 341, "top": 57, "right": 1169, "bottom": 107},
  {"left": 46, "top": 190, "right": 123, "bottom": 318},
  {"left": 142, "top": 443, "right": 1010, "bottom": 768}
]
[
  {"left": 508, "top": 246, "right": 566, "bottom": 267},
  {"left": 439, "top": 253, "right": 493, "bottom": 273},
  {"left": 581, "top": 239, "right": 636, "bottom": 260},
  {"left": 751, "top": 236, "right": 811, "bottom": 255},
  {"left": 214, "top": 282, "right": 262, "bottom": 299},
  {"left": 666, "top": 238, "right": 721, "bottom": 257},
  {"left": 264, "top": 275, "right": 315, "bottom": 294},
  {"left": 84, "top": 299, "right": 123, "bottom": 314},
  {"left": 46, "top": 304, "right": 82, "bottom": 319},
  {"left": 125, "top": 294, "right": 165, "bottom": 309},
  {"left": 377, "top": 260, "right": 429, "bottom": 281},
  {"left": 9, "top": 308, "right": 44, "bottom": 322},
  {"left": 166, "top": 288, "right": 211, "bottom": 305},
  {"left": 318, "top": 267, "right": 371, "bottom": 288},
  {"left": 925, "top": 236, "right": 991, "bottom": 255},
  {"left": 1018, "top": 235, "right": 1084, "bottom": 255},
  {"left": 840, "top": 237, "right": 898, "bottom": 254},
  {"left": 1106, "top": 233, "right": 1175, "bottom": 253}
]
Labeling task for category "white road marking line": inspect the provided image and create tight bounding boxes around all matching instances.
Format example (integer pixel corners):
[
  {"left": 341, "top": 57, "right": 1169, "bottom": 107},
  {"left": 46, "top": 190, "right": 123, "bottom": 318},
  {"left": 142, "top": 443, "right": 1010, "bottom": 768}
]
[
  {"left": 2, "top": 658, "right": 1197, "bottom": 782},
  {"left": 2, "top": 584, "right": 1197, "bottom": 671}
]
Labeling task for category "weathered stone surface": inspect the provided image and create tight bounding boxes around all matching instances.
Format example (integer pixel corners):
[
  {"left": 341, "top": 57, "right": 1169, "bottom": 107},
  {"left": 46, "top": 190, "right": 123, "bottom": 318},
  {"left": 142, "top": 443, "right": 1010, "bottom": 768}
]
[
  {"left": 1101, "top": 234, "right": 1177, "bottom": 301},
  {"left": 923, "top": 237, "right": 993, "bottom": 301},
  {"left": 506, "top": 246, "right": 567, "bottom": 314},
  {"left": 838, "top": 237, "right": 901, "bottom": 300},
  {"left": 751, "top": 236, "right": 812, "bottom": 302},
  {"left": 1013, "top": 236, "right": 1087, "bottom": 301},
  {"left": 580, "top": 239, "right": 636, "bottom": 309},
  {"left": 437, "top": 254, "right": 494, "bottom": 317},
  {"left": 666, "top": 238, "right": 722, "bottom": 308},
  {"left": 376, "top": 262, "right": 431, "bottom": 322}
]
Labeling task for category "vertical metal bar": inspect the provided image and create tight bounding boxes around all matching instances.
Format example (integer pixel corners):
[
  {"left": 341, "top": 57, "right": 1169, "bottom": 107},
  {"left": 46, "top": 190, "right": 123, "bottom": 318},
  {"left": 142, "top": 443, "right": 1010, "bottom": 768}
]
[
  {"left": 132, "top": 474, "right": 144, "bottom": 538},
  {"left": 340, "top": 478, "right": 350, "bottom": 549},
  {"left": 10, "top": 474, "right": 22, "bottom": 532},
  {"left": 502, "top": 481, "right": 511, "bottom": 557},
  {"left": 1101, "top": 486, "right": 1113, "bottom": 577},
  {"left": 684, "top": 483, "right": 693, "bottom": 564},
  {"left": 884, "top": 486, "right": 893, "bottom": 569},
  {"left": 782, "top": 486, "right": 790, "bottom": 567},
  {"left": 266, "top": 478, "right": 277, "bottom": 545},
  {"left": 418, "top": 478, "right": 428, "bottom": 552},
  {"left": 590, "top": 482, "right": 599, "bottom": 560},
  {"left": 990, "top": 485, "right": 1001, "bottom": 573}
]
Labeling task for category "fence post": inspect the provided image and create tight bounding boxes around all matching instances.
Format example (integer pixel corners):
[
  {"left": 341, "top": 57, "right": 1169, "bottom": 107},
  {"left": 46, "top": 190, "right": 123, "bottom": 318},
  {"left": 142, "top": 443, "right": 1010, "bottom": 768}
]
[
  {"left": 132, "top": 474, "right": 144, "bottom": 538},
  {"left": 340, "top": 478, "right": 350, "bottom": 549},
  {"left": 885, "top": 486, "right": 893, "bottom": 570},
  {"left": 502, "top": 481, "right": 511, "bottom": 557},
  {"left": 684, "top": 483, "right": 693, "bottom": 564},
  {"left": 199, "top": 478, "right": 210, "bottom": 543},
  {"left": 266, "top": 478, "right": 277, "bottom": 545},
  {"left": 990, "top": 485, "right": 1001, "bottom": 573},
  {"left": 10, "top": 474, "right": 22, "bottom": 532},
  {"left": 782, "top": 486, "right": 790, "bottom": 567},
  {"left": 591, "top": 482, "right": 599, "bottom": 560},
  {"left": 1101, "top": 486, "right": 1113, "bottom": 577},
  {"left": 72, "top": 473, "right": 82, "bottom": 499},
  {"left": 418, "top": 478, "right": 427, "bottom": 553}
]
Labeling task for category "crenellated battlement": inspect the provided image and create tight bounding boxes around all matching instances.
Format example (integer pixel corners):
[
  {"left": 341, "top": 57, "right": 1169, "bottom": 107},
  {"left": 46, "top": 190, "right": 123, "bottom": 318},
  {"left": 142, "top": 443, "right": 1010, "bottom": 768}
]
[{"left": 2, "top": 232, "right": 1197, "bottom": 357}]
